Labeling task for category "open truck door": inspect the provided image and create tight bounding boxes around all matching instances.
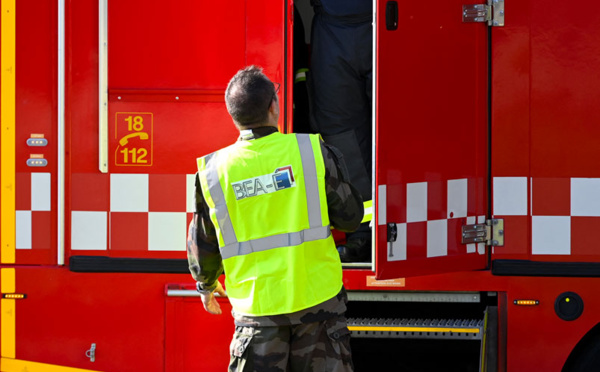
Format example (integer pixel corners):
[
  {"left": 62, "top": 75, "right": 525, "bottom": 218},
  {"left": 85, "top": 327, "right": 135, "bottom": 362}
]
[{"left": 374, "top": 0, "right": 495, "bottom": 279}]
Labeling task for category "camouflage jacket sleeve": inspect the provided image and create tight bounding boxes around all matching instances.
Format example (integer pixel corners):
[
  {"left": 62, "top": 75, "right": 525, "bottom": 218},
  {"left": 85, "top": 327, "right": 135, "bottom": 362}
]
[
  {"left": 321, "top": 141, "right": 364, "bottom": 232},
  {"left": 187, "top": 173, "right": 224, "bottom": 292}
]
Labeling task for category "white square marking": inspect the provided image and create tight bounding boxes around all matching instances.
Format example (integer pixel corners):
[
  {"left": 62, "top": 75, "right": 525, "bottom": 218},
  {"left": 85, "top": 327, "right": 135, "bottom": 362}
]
[
  {"left": 407, "top": 182, "right": 427, "bottom": 223},
  {"left": 532, "top": 216, "right": 570, "bottom": 255},
  {"left": 478, "top": 215, "right": 486, "bottom": 254},
  {"left": 466, "top": 216, "right": 476, "bottom": 253},
  {"left": 16, "top": 211, "right": 32, "bottom": 249},
  {"left": 148, "top": 212, "right": 187, "bottom": 251},
  {"left": 572, "top": 178, "right": 600, "bottom": 216},
  {"left": 31, "top": 173, "right": 51, "bottom": 211},
  {"left": 110, "top": 174, "right": 149, "bottom": 212},
  {"left": 493, "top": 177, "right": 528, "bottom": 216},
  {"left": 378, "top": 184, "right": 387, "bottom": 225},
  {"left": 187, "top": 174, "right": 196, "bottom": 213},
  {"left": 71, "top": 211, "right": 108, "bottom": 250},
  {"left": 427, "top": 219, "right": 448, "bottom": 258},
  {"left": 448, "top": 179, "right": 468, "bottom": 219}
]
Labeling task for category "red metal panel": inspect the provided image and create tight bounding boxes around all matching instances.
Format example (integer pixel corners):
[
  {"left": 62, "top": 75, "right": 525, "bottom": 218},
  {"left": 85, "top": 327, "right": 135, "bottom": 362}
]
[
  {"left": 14, "top": 268, "right": 600, "bottom": 372},
  {"left": 108, "top": 1, "right": 246, "bottom": 90},
  {"left": 14, "top": 0, "right": 57, "bottom": 265},
  {"left": 490, "top": 3, "right": 531, "bottom": 178},
  {"left": 285, "top": 0, "right": 294, "bottom": 132},
  {"left": 68, "top": 0, "right": 101, "bottom": 175},
  {"left": 492, "top": 0, "right": 600, "bottom": 262},
  {"left": 529, "top": 0, "right": 600, "bottom": 178},
  {"left": 526, "top": 0, "right": 600, "bottom": 262},
  {"left": 15, "top": 267, "right": 192, "bottom": 371},
  {"left": 67, "top": 0, "right": 286, "bottom": 259},
  {"left": 165, "top": 285, "right": 234, "bottom": 371},
  {"left": 375, "top": 0, "right": 488, "bottom": 279},
  {"left": 107, "top": 102, "right": 237, "bottom": 175}
]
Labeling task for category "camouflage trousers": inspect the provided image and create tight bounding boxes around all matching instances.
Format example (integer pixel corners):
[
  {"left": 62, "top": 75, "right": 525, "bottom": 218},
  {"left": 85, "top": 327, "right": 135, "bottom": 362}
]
[{"left": 228, "top": 316, "right": 354, "bottom": 372}]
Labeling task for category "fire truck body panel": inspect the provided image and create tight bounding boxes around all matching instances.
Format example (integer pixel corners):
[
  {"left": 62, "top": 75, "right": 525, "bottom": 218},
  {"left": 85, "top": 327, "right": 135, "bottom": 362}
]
[
  {"left": 11, "top": 0, "right": 58, "bottom": 267},
  {"left": 7, "top": 269, "right": 600, "bottom": 371},
  {"left": 3, "top": 0, "right": 600, "bottom": 371},
  {"left": 374, "top": 0, "right": 489, "bottom": 279},
  {"left": 491, "top": 0, "right": 600, "bottom": 264}
]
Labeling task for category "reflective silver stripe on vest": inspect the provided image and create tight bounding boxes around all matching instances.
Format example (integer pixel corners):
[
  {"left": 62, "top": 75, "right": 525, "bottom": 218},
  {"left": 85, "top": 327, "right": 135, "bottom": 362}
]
[
  {"left": 221, "top": 225, "right": 331, "bottom": 259},
  {"left": 206, "top": 135, "right": 327, "bottom": 259},
  {"left": 296, "top": 134, "right": 322, "bottom": 228},
  {"left": 204, "top": 152, "right": 238, "bottom": 246}
]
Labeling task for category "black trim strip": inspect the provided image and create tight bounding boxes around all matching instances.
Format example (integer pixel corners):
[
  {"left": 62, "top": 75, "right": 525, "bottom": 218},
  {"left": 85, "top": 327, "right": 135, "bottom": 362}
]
[
  {"left": 69, "top": 256, "right": 189, "bottom": 274},
  {"left": 493, "top": 260, "right": 600, "bottom": 277}
]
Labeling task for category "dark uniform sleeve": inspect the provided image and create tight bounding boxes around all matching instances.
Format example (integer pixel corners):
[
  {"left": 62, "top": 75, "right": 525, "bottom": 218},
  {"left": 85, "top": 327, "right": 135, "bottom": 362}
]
[
  {"left": 187, "top": 173, "right": 224, "bottom": 292},
  {"left": 321, "top": 141, "right": 364, "bottom": 232}
]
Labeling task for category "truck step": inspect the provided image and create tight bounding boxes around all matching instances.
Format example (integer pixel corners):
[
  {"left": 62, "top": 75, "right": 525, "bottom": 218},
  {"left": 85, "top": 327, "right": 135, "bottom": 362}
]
[{"left": 347, "top": 318, "right": 483, "bottom": 340}]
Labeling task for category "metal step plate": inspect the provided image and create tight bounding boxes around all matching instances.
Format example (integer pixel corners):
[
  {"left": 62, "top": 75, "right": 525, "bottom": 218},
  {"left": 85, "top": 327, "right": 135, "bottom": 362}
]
[{"left": 348, "top": 318, "right": 483, "bottom": 340}]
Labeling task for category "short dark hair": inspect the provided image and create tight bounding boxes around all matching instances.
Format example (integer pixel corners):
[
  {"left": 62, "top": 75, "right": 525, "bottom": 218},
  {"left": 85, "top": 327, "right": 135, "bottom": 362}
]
[{"left": 225, "top": 66, "right": 275, "bottom": 126}]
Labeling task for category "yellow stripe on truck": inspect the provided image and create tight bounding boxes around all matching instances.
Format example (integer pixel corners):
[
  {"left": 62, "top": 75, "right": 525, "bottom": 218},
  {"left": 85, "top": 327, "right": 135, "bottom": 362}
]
[
  {"left": 1, "top": 0, "right": 16, "bottom": 264},
  {"left": 1, "top": 269, "right": 16, "bottom": 359},
  {"left": 1, "top": 358, "right": 104, "bottom": 372}
]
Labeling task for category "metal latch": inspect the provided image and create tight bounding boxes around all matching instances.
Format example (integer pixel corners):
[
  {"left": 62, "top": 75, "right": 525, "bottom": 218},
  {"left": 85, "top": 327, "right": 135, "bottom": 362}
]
[
  {"left": 462, "top": 219, "right": 504, "bottom": 246},
  {"left": 86, "top": 343, "right": 96, "bottom": 362},
  {"left": 387, "top": 223, "right": 398, "bottom": 243},
  {"left": 463, "top": 0, "right": 505, "bottom": 26}
]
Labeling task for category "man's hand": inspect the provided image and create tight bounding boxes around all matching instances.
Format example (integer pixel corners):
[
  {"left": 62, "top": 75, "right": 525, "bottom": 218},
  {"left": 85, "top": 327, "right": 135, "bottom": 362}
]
[{"left": 200, "top": 281, "right": 227, "bottom": 315}]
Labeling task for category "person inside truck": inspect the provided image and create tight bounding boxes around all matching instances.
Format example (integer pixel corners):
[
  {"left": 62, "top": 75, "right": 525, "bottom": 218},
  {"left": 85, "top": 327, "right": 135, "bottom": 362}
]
[
  {"left": 308, "top": 0, "right": 373, "bottom": 262},
  {"left": 187, "top": 66, "right": 363, "bottom": 371}
]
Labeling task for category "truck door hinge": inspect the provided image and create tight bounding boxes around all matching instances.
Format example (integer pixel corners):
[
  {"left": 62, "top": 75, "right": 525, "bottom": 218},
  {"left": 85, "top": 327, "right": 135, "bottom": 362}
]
[
  {"left": 463, "top": 0, "right": 504, "bottom": 26},
  {"left": 462, "top": 219, "right": 504, "bottom": 246}
]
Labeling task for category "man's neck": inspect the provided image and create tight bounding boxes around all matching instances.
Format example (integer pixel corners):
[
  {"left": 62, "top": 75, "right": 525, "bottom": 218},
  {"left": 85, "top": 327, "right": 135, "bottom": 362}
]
[{"left": 239, "top": 126, "right": 279, "bottom": 141}]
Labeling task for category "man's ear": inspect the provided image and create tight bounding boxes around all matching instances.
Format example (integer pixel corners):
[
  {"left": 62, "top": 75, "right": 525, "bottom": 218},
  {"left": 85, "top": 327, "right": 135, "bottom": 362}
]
[{"left": 270, "top": 97, "right": 280, "bottom": 115}]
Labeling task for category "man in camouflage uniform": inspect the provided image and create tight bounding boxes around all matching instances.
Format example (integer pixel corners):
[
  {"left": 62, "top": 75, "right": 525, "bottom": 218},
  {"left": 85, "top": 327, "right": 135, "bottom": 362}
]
[{"left": 187, "top": 66, "right": 363, "bottom": 372}]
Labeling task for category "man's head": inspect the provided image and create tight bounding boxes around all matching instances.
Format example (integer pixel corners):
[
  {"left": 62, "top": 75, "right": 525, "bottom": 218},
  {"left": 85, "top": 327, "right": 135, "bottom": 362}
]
[{"left": 225, "top": 66, "right": 279, "bottom": 129}]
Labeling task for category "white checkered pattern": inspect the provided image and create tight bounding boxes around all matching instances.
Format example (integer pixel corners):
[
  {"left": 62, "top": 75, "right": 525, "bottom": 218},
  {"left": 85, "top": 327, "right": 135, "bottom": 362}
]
[
  {"left": 16, "top": 172, "right": 51, "bottom": 250},
  {"left": 62, "top": 174, "right": 600, "bottom": 258},
  {"left": 493, "top": 176, "right": 600, "bottom": 257},
  {"left": 380, "top": 178, "right": 486, "bottom": 262},
  {"left": 70, "top": 173, "right": 196, "bottom": 251}
]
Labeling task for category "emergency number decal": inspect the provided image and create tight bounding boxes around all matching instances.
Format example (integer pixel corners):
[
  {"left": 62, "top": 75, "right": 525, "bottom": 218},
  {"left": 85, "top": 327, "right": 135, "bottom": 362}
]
[
  {"left": 232, "top": 166, "right": 295, "bottom": 200},
  {"left": 115, "top": 112, "right": 153, "bottom": 166}
]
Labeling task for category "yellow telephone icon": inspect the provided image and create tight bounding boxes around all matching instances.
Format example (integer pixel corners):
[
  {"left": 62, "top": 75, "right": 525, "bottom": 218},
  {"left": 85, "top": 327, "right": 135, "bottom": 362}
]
[{"left": 119, "top": 132, "right": 149, "bottom": 146}]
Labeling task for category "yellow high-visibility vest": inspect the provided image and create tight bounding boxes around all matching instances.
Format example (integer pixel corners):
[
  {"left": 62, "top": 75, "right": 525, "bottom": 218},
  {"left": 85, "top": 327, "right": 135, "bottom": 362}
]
[{"left": 197, "top": 132, "right": 342, "bottom": 316}]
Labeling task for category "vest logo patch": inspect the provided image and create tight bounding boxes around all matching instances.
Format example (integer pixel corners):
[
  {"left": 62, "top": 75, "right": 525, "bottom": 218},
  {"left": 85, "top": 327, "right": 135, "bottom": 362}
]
[{"left": 232, "top": 166, "right": 296, "bottom": 200}]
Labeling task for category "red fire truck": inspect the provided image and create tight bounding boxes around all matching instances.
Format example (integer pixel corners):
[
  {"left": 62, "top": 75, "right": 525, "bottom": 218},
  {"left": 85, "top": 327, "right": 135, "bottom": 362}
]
[{"left": 2, "top": 0, "right": 600, "bottom": 371}]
